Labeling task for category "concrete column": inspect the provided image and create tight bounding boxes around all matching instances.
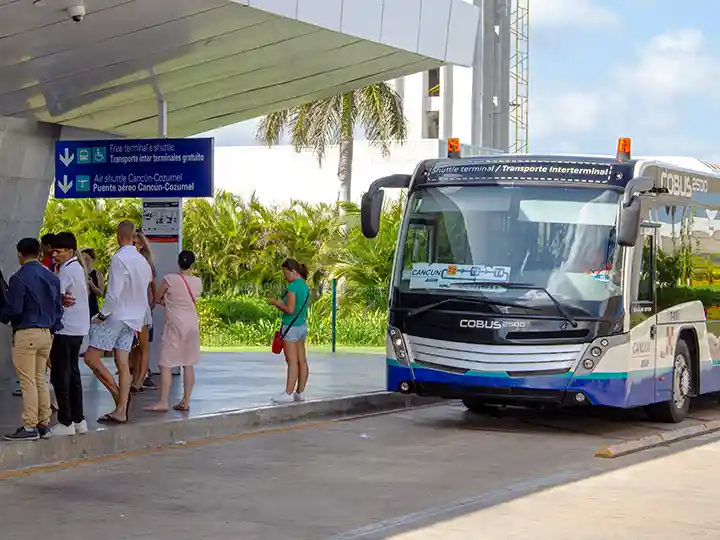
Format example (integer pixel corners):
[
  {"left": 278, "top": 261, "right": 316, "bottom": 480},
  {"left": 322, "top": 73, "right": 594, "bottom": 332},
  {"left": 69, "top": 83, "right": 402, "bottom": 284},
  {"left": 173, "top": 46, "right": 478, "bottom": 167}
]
[
  {"left": 451, "top": 66, "right": 473, "bottom": 143},
  {"left": 495, "top": 0, "right": 511, "bottom": 151},
  {"left": 0, "top": 117, "right": 61, "bottom": 381},
  {"left": 440, "top": 66, "right": 454, "bottom": 140},
  {"left": 480, "top": 0, "right": 495, "bottom": 149},
  {"left": 470, "top": 0, "right": 484, "bottom": 148},
  {"left": 403, "top": 72, "right": 425, "bottom": 141}
]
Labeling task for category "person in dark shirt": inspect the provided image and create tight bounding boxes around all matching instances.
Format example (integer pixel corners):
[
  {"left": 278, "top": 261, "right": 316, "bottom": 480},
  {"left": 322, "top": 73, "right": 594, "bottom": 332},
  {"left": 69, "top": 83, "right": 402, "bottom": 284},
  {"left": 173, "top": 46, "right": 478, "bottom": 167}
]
[
  {"left": 41, "top": 233, "right": 57, "bottom": 272},
  {"left": 0, "top": 238, "right": 64, "bottom": 441}
]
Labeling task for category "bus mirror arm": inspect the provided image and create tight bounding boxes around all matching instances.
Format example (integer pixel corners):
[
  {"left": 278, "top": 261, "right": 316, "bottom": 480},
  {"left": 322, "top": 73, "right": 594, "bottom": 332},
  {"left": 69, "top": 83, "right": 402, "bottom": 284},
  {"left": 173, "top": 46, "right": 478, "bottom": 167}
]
[
  {"left": 618, "top": 177, "right": 654, "bottom": 247},
  {"left": 361, "top": 174, "right": 412, "bottom": 239},
  {"left": 622, "top": 176, "right": 655, "bottom": 207}
]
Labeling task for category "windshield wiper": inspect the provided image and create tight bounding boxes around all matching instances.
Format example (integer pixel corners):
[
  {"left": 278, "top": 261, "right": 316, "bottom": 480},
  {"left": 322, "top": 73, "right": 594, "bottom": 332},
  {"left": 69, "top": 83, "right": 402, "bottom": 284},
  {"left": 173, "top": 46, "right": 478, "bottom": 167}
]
[
  {"left": 431, "top": 281, "right": 578, "bottom": 328},
  {"left": 405, "top": 297, "right": 541, "bottom": 318}
]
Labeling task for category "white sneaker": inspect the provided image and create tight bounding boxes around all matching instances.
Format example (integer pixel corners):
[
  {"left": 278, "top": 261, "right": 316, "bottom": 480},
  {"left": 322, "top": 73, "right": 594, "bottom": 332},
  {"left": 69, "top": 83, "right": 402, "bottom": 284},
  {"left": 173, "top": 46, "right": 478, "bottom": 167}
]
[
  {"left": 271, "top": 392, "right": 294, "bottom": 404},
  {"left": 51, "top": 423, "right": 76, "bottom": 437},
  {"left": 74, "top": 420, "right": 88, "bottom": 435},
  {"left": 294, "top": 392, "right": 305, "bottom": 402}
]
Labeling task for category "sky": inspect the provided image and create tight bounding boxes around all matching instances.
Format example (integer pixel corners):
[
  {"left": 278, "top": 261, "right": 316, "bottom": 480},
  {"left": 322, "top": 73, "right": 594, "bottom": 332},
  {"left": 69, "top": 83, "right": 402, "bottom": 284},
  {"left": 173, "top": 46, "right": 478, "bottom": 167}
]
[{"left": 202, "top": 0, "right": 720, "bottom": 161}]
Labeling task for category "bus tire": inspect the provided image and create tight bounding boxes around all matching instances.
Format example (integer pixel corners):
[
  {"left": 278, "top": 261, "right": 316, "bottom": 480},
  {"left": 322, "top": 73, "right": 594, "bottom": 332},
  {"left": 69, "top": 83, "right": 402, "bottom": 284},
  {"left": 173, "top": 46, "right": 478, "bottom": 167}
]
[
  {"left": 462, "top": 398, "right": 493, "bottom": 414},
  {"left": 646, "top": 340, "right": 693, "bottom": 423}
]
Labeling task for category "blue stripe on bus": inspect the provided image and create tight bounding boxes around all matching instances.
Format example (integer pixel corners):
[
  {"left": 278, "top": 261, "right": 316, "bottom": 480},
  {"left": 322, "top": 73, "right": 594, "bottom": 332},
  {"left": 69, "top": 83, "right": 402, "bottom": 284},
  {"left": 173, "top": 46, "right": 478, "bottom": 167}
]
[{"left": 386, "top": 359, "right": 679, "bottom": 408}]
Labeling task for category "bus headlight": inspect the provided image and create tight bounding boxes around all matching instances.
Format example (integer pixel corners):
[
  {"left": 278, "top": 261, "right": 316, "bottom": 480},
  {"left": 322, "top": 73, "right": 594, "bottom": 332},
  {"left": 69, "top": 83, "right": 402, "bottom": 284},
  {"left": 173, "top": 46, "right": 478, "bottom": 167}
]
[
  {"left": 590, "top": 347, "right": 603, "bottom": 358},
  {"left": 388, "top": 326, "right": 410, "bottom": 365},
  {"left": 583, "top": 358, "right": 595, "bottom": 370}
]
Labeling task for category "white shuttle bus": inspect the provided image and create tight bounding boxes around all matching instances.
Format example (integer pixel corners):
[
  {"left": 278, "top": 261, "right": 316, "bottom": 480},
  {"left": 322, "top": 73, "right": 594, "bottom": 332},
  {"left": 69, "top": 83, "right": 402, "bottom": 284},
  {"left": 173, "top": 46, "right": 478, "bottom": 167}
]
[{"left": 361, "top": 139, "right": 720, "bottom": 422}]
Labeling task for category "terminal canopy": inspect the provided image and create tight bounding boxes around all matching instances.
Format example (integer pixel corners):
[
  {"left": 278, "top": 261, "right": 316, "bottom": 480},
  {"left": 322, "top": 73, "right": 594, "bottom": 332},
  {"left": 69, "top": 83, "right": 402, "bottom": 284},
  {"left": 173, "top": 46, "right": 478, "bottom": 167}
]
[{"left": 0, "top": 0, "right": 479, "bottom": 137}]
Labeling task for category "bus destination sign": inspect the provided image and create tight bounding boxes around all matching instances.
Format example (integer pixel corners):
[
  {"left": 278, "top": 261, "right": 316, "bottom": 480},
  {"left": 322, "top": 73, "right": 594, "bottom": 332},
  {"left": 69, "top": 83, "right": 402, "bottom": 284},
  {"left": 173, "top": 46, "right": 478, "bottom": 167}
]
[{"left": 426, "top": 159, "right": 623, "bottom": 186}]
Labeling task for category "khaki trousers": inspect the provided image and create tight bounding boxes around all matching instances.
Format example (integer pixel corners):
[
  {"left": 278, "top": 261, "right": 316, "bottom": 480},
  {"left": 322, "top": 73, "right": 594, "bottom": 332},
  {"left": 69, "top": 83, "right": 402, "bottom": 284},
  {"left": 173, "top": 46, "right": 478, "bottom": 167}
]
[{"left": 13, "top": 328, "right": 52, "bottom": 428}]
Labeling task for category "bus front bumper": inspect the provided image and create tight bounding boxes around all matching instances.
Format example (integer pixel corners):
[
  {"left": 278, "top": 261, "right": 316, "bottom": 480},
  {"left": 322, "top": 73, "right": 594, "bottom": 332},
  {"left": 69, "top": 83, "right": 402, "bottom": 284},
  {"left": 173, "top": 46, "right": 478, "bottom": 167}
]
[{"left": 387, "top": 359, "right": 649, "bottom": 408}]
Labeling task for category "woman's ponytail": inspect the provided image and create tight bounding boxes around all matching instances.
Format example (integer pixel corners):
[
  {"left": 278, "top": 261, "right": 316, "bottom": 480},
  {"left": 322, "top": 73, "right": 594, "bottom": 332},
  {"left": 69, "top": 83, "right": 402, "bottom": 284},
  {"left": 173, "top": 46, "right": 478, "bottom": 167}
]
[{"left": 282, "top": 258, "right": 308, "bottom": 280}]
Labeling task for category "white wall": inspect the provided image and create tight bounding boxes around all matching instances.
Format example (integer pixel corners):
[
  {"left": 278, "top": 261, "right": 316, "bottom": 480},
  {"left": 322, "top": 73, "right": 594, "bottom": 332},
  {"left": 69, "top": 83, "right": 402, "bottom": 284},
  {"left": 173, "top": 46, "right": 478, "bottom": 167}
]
[{"left": 214, "top": 140, "right": 442, "bottom": 205}]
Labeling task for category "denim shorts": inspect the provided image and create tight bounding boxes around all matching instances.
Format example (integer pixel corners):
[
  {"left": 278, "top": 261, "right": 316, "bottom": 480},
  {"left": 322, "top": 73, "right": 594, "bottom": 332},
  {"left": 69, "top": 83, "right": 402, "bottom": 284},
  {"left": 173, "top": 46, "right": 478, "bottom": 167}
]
[{"left": 281, "top": 324, "right": 308, "bottom": 342}]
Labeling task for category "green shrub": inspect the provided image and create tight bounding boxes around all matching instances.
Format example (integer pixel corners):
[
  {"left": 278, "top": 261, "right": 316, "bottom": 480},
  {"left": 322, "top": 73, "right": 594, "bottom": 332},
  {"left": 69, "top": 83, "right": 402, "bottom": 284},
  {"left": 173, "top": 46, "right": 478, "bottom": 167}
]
[
  {"left": 657, "top": 285, "right": 720, "bottom": 312},
  {"left": 197, "top": 294, "right": 387, "bottom": 348}
]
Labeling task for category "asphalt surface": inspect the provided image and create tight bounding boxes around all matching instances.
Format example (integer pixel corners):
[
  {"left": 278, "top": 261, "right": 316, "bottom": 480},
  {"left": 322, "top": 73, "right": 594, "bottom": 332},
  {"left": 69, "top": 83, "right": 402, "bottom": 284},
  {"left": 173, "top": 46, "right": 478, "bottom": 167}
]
[{"left": 3, "top": 401, "right": 720, "bottom": 539}]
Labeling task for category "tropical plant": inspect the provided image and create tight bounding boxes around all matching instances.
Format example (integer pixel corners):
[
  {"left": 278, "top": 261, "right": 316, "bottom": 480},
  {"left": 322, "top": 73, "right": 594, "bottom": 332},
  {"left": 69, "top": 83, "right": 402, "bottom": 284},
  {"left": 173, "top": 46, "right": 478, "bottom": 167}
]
[
  {"left": 328, "top": 196, "right": 405, "bottom": 310},
  {"left": 255, "top": 83, "right": 408, "bottom": 203},
  {"left": 42, "top": 197, "right": 142, "bottom": 271},
  {"left": 42, "top": 190, "right": 402, "bottom": 302}
]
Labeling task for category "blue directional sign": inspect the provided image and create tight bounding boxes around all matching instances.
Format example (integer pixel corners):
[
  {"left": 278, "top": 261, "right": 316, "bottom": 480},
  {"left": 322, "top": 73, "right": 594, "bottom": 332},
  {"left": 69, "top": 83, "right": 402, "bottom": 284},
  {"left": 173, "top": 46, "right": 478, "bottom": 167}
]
[{"left": 54, "top": 137, "right": 213, "bottom": 198}]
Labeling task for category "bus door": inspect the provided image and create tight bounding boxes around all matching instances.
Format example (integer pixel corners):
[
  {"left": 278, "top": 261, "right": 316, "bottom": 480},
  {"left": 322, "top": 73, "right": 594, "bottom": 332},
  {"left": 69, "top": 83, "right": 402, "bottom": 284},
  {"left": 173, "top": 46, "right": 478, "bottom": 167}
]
[{"left": 630, "top": 229, "right": 658, "bottom": 398}]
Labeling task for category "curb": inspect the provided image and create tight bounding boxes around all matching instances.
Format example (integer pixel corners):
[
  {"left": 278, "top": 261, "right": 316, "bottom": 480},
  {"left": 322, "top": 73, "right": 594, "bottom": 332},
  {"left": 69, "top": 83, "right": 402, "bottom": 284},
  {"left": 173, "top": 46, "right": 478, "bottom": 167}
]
[
  {"left": 595, "top": 420, "right": 720, "bottom": 458},
  {"left": 0, "top": 392, "right": 442, "bottom": 473}
]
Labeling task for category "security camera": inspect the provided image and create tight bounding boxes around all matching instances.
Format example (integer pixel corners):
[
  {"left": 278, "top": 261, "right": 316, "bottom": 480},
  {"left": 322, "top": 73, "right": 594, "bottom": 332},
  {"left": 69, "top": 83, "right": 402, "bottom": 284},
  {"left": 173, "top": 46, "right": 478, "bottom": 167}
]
[{"left": 66, "top": 5, "right": 85, "bottom": 22}]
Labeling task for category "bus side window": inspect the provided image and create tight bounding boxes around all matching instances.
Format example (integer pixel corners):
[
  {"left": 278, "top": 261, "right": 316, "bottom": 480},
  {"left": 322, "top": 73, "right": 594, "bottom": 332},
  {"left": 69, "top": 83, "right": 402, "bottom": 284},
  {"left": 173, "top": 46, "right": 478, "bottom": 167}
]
[{"left": 637, "top": 234, "right": 654, "bottom": 304}]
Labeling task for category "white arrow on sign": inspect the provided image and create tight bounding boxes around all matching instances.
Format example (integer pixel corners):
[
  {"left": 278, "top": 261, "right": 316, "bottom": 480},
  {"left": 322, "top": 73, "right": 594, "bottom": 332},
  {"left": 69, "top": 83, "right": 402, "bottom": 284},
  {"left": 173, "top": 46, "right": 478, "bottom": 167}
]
[
  {"left": 57, "top": 175, "right": 73, "bottom": 194},
  {"left": 59, "top": 148, "right": 74, "bottom": 167}
]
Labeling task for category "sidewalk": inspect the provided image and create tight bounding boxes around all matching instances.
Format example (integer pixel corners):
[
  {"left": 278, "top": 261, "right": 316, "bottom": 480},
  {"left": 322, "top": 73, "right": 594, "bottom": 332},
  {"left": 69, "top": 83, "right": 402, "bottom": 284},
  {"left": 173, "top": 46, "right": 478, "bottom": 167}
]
[
  {"left": 0, "top": 351, "right": 385, "bottom": 435},
  {"left": 386, "top": 433, "right": 720, "bottom": 539}
]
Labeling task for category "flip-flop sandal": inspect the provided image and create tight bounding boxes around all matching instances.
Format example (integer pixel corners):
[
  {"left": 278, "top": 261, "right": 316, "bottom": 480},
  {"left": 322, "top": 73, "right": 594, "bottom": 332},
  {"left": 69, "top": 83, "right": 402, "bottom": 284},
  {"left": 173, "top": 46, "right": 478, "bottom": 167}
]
[
  {"left": 173, "top": 403, "right": 190, "bottom": 412},
  {"left": 130, "top": 386, "right": 144, "bottom": 394},
  {"left": 97, "top": 414, "right": 126, "bottom": 424}
]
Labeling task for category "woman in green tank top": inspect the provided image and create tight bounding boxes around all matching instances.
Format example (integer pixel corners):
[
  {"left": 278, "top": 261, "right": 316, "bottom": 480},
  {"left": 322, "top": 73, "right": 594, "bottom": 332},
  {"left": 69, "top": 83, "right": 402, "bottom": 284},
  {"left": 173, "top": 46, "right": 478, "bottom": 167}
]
[{"left": 268, "top": 258, "right": 310, "bottom": 404}]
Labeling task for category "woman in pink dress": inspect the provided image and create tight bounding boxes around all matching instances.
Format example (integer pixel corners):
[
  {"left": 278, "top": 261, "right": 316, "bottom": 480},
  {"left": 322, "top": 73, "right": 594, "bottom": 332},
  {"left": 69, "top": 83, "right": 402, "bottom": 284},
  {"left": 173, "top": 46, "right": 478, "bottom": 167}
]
[{"left": 144, "top": 251, "right": 203, "bottom": 412}]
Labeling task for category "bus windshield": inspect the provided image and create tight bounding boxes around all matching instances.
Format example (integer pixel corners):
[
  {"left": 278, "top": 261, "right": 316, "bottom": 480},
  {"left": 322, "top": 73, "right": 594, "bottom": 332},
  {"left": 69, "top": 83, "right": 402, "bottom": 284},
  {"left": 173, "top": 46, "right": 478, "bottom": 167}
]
[{"left": 397, "top": 185, "right": 624, "bottom": 318}]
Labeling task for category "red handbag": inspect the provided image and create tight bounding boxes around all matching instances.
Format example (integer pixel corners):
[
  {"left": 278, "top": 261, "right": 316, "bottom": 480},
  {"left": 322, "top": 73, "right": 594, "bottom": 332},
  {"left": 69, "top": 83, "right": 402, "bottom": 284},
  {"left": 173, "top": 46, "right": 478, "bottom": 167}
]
[{"left": 272, "top": 331, "right": 284, "bottom": 354}]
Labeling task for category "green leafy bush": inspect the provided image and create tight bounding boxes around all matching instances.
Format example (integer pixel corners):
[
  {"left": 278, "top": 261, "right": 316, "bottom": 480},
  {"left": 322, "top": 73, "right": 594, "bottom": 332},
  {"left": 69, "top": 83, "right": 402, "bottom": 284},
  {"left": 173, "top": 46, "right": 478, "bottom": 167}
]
[
  {"left": 197, "top": 294, "right": 387, "bottom": 347},
  {"left": 657, "top": 285, "right": 720, "bottom": 313}
]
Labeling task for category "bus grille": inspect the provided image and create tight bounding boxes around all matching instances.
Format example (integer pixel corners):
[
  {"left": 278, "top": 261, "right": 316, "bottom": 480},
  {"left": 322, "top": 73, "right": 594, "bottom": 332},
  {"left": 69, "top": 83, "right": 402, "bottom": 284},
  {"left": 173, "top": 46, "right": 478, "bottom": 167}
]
[{"left": 406, "top": 335, "right": 584, "bottom": 375}]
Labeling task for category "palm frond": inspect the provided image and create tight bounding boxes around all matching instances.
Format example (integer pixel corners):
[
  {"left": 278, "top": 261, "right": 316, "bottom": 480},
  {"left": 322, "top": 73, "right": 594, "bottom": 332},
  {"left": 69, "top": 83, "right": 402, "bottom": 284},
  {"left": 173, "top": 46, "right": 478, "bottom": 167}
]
[
  {"left": 255, "top": 109, "right": 290, "bottom": 147},
  {"left": 357, "top": 83, "right": 408, "bottom": 156}
]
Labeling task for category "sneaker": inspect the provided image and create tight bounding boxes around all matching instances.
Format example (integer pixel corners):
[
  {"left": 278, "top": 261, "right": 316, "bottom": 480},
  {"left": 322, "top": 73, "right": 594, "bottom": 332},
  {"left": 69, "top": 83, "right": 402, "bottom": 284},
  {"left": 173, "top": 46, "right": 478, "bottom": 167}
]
[
  {"left": 74, "top": 420, "right": 88, "bottom": 435},
  {"left": 143, "top": 377, "right": 158, "bottom": 390},
  {"left": 294, "top": 392, "right": 305, "bottom": 402},
  {"left": 5, "top": 427, "right": 39, "bottom": 441},
  {"left": 271, "top": 392, "right": 294, "bottom": 404},
  {"left": 50, "top": 423, "right": 75, "bottom": 437},
  {"left": 37, "top": 425, "right": 52, "bottom": 440}
]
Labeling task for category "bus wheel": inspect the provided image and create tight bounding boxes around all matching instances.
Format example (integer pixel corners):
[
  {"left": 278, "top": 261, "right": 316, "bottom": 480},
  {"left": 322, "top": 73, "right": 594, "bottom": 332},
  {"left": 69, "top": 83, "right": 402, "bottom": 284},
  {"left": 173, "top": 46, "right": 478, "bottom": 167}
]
[
  {"left": 646, "top": 340, "right": 692, "bottom": 423},
  {"left": 462, "top": 398, "right": 496, "bottom": 415}
]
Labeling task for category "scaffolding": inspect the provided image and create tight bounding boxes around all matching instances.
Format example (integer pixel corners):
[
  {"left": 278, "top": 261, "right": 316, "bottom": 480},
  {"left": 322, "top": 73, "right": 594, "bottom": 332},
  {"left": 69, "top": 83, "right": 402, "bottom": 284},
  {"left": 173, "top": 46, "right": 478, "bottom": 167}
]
[{"left": 509, "top": 0, "right": 529, "bottom": 154}]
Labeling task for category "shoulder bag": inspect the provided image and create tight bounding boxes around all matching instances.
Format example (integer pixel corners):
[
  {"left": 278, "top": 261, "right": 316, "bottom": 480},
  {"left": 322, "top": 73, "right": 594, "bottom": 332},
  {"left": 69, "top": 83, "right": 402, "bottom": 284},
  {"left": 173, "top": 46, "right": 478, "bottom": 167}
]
[{"left": 271, "top": 290, "right": 309, "bottom": 354}]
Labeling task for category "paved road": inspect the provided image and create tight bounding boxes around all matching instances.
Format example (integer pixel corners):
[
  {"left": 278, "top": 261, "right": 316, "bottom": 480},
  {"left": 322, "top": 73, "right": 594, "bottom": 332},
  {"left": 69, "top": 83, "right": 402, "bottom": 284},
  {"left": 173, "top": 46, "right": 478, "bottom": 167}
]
[{"left": 2, "top": 402, "right": 720, "bottom": 539}]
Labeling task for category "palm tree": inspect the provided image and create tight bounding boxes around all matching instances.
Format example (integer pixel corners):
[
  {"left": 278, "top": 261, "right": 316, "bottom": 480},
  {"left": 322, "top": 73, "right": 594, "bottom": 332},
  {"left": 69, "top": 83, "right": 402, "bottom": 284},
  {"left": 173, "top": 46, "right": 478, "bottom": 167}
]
[{"left": 255, "top": 83, "right": 408, "bottom": 204}]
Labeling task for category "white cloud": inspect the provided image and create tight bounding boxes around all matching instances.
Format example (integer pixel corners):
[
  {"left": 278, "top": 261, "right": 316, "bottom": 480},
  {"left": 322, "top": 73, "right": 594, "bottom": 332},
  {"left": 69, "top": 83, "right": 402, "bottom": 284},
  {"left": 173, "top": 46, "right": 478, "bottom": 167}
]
[
  {"left": 532, "top": 0, "right": 620, "bottom": 28},
  {"left": 620, "top": 28, "right": 717, "bottom": 102},
  {"left": 532, "top": 28, "right": 718, "bottom": 143},
  {"left": 532, "top": 91, "right": 615, "bottom": 139}
]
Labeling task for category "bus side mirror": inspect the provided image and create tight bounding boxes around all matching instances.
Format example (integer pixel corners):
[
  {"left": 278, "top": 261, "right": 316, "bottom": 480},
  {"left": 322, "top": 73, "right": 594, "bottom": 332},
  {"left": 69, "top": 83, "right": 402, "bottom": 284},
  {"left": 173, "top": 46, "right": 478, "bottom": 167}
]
[
  {"left": 618, "top": 196, "right": 642, "bottom": 247},
  {"left": 361, "top": 189, "right": 384, "bottom": 238}
]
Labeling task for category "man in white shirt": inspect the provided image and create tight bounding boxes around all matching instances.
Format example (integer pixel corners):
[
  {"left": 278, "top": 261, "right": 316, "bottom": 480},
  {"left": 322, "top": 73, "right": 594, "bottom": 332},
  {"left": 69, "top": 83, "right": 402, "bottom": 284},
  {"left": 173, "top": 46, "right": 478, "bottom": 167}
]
[
  {"left": 84, "top": 220, "right": 152, "bottom": 424},
  {"left": 49, "top": 232, "right": 90, "bottom": 437}
]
